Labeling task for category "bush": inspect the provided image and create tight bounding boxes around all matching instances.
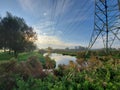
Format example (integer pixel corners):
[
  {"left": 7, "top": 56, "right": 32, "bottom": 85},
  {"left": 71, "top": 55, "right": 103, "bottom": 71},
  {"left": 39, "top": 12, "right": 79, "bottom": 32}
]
[{"left": 0, "top": 56, "right": 47, "bottom": 90}]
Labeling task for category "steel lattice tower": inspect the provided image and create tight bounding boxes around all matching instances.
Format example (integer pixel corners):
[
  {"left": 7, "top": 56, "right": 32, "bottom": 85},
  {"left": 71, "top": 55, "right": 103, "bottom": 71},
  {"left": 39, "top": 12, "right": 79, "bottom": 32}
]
[{"left": 87, "top": 0, "right": 120, "bottom": 54}]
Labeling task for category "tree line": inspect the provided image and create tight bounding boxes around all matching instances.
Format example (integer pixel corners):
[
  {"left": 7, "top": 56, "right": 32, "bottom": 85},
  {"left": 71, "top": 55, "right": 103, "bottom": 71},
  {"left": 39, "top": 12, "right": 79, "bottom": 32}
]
[{"left": 0, "top": 12, "right": 37, "bottom": 57}]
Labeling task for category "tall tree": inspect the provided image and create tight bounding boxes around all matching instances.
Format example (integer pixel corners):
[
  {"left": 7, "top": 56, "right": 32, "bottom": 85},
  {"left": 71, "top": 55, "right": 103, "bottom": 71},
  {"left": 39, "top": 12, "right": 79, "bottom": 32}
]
[{"left": 0, "top": 12, "right": 37, "bottom": 57}]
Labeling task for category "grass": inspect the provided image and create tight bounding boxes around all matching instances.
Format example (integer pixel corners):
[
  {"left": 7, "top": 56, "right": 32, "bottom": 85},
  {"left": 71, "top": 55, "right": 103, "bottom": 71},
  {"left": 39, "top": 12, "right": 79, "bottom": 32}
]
[
  {"left": 18, "top": 51, "right": 45, "bottom": 64},
  {"left": 0, "top": 52, "right": 14, "bottom": 61},
  {"left": 18, "top": 52, "right": 44, "bottom": 61},
  {"left": 0, "top": 51, "right": 45, "bottom": 64}
]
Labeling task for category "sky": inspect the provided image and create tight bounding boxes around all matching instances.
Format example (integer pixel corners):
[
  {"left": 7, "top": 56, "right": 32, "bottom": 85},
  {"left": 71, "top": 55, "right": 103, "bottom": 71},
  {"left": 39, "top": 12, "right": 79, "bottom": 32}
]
[{"left": 0, "top": 0, "right": 111, "bottom": 49}]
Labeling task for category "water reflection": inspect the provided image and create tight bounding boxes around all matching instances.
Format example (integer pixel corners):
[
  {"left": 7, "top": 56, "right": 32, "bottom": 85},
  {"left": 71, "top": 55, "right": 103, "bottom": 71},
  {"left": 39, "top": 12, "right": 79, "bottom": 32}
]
[{"left": 44, "top": 53, "right": 76, "bottom": 68}]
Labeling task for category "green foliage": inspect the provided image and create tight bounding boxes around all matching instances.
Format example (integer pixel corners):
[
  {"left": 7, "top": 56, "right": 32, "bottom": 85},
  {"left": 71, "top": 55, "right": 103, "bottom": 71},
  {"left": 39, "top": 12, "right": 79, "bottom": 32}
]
[
  {"left": 13, "top": 66, "right": 120, "bottom": 90},
  {"left": 0, "top": 52, "right": 14, "bottom": 60},
  {"left": 18, "top": 52, "right": 45, "bottom": 63},
  {"left": 0, "top": 51, "right": 46, "bottom": 66},
  {"left": 0, "top": 51, "right": 120, "bottom": 90}
]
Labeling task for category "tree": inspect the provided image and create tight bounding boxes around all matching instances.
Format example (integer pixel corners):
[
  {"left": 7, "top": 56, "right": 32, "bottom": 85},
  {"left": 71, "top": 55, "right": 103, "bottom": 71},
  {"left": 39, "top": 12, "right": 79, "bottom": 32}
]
[
  {"left": 0, "top": 17, "right": 3, "bottom": 49},
  {"left": 0, "top": 12, "right": 37, "bottom": 57}
]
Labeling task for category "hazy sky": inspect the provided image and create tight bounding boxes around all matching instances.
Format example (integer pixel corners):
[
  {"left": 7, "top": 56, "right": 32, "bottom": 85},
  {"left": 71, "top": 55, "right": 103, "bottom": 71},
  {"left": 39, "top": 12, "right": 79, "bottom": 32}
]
[{"left": 0, "top": 0, "right": 96, "bottom": 49}]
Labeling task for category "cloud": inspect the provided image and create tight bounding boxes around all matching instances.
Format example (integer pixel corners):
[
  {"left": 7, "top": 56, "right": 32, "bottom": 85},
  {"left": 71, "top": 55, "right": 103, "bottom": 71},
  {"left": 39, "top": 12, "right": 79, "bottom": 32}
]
[
  {"left": 53, "top": 0, "right": 74, "bottom": 17},
  {"left": 33, "top": 23, "right": 83, "bottom": 49},
  {"left": 18, "top": 0, "right": 92, "bottom": 27},
  {"left": 18, "top": 0, "right": 35, "bottom": 12},
  {"left": 35, "top": 35, "right": 82, "bottom": 49},
  {"left": 33, "top": 21, "right": 61, "bottom": 36},
  {"left": 18, "top": 0, "right": 73, "bottom": 18},
  {"left": 18, "top": 0, "right": 51, "bottom": 18}
]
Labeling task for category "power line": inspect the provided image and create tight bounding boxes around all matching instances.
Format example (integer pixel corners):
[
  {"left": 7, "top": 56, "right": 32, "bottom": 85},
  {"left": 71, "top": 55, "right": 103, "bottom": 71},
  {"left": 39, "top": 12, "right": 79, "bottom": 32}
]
[
  {"left": 64, "top": 0, "right": 92, "bottom": 34},
  {"left": 66, "top": 3, "right": 94, "bottom": 35},
  {"left": 54, "top": 0, "right": 66, "bottom": 29}
]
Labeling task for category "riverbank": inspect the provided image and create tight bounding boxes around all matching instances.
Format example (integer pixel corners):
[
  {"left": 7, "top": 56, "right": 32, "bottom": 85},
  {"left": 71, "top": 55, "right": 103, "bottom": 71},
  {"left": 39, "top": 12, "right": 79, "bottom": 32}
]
[
  {"left": 0, "top": 53, "right": 120, "bottom": 90},
  {"left": 0, "top": 51, "right": 120, "bottom": 90}
]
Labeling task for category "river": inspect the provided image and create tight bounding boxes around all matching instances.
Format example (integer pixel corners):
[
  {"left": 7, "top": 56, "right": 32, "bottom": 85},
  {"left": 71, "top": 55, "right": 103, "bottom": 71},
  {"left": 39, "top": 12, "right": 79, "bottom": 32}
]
[{"left": 44, "top": 53, "right": 77, "bottom": 68}]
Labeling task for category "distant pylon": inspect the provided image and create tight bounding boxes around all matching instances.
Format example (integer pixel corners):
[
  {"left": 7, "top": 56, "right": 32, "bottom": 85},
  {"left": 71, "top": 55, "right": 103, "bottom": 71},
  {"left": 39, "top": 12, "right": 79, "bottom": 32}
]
[{"left": 87, "top": 0, "right": 120, "bottom": 54}]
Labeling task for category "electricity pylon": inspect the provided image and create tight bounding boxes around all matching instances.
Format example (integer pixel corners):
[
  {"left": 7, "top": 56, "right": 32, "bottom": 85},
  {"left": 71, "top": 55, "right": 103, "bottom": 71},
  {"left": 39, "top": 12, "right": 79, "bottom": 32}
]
[{"left": 87, "top": 0, "right": 120, "bottom": 54}]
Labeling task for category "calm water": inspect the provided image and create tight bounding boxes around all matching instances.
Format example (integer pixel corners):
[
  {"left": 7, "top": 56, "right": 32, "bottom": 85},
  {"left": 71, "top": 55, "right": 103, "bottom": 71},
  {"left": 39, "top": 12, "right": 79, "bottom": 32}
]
[{"left": 44, "top": 53, "right": 77, "bottom": 68}]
